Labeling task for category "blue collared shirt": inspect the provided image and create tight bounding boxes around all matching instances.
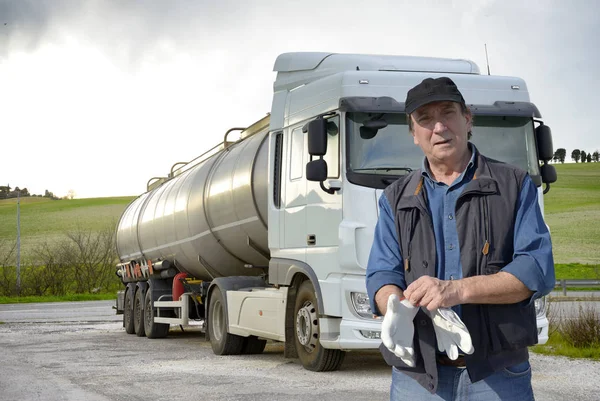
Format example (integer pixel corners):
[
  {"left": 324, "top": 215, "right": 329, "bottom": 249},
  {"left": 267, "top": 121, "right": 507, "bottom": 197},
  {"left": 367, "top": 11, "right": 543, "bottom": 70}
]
[
  {"left": 422, "top": 149, "right": 476, "bottom": 284},
  {"left": 366, "top": 150, "right": 554, "bottom": 316}
]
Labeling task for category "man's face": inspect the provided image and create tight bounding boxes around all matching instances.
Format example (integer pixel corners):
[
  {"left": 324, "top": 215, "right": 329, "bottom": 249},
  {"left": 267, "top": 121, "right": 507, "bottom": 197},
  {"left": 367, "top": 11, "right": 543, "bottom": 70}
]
[{"left": 410, "top": 101, "right": 472, "bottom": 165}]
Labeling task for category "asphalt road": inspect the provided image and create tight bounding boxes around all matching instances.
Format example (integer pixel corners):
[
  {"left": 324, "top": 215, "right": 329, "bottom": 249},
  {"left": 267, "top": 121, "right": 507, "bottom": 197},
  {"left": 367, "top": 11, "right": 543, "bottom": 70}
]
[{"left": 0, "top": 301, "right": 599, "bottom": 401}]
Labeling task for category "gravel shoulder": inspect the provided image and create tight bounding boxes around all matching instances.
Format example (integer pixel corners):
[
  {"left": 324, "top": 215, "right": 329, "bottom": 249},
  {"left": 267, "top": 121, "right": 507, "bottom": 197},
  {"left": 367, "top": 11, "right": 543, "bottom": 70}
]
[{"left": 0, "top": 301, "right": 599, "bottom": 401}]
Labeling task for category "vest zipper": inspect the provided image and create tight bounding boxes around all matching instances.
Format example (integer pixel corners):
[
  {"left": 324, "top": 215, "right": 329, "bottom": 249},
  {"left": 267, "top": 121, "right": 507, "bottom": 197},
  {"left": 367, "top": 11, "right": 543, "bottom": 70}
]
[
  {"left": 405, "top": 210, "right": 415, "bottom": 272},
  {"left": 482, "top": 196, "right": 490, "bottom": 256}
]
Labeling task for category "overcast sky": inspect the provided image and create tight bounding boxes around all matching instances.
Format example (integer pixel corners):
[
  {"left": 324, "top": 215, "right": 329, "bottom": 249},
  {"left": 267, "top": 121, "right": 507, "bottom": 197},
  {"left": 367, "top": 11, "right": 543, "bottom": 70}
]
[{"left": 1, "top": 0, "right": 598, "bottom": 199}]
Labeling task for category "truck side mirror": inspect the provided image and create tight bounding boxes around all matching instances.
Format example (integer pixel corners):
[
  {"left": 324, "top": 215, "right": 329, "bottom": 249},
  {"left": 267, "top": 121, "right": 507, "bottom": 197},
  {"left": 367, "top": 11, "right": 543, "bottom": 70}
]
[
  {"left": 540, "top": 163, "right": 557, "bottom": 195},
  {"left": 306, "top": 159, "right": 328, "bottom": 182},
  {"left": 535, "top": 123, "right": 557, "bottom": 194},
  {"left": 307, "top": 119, "right": 327, "bottom": 156},
  {"left": 306, "top": 159, "right": 338, "bottom": 195},
  {"left": 541, "top": 163, "right": 557, "bottom": 184},
  {"left": 536, "top": 125, "right": 553, "bottom": 162}
]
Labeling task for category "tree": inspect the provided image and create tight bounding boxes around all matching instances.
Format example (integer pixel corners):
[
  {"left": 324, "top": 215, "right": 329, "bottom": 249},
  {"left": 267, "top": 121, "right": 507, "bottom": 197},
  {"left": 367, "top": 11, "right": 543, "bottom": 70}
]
[
  {"left": 66, "top": 189, "right": 76, "bottom": 200},
  {"left": 0, "top": 184, "right": 10, "bottom": 200},
  {"left": 593, "top": 150, "right": 599, "bottom": 162},
  {"left": 64, "top": 225, "right": 118, "bottom": 293},
  {"left": 572, "top": 149, "right": 581, "bottom": 163},
  {"left": 587, "top": 153, "right": 592, "bottom": 163},
  {"left": 555, "top": 148, "right": 566, "bottom": 163},
  {"left": 44, "top": 189, "right": 58, "bottom": 200},
  {"left": 581, "top": 150, "right": 587, "bottom": 163}
]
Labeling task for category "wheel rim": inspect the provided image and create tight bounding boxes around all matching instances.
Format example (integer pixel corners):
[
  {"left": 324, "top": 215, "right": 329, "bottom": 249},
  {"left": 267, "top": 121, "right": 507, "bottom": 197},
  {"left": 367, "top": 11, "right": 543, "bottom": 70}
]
[
  {"left": 211, "top": 298, "right": 223, "bottom": 342},
  {"left": 296, "top": 300, "right": 318, "bottom": 353}
]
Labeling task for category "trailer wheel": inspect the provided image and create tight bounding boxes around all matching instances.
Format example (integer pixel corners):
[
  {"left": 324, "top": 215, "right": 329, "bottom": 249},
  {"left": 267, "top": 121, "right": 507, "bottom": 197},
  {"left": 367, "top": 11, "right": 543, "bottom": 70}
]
[
  {"left": 208, "top": 287, "right": 244, "bottom": 355},
  {"left": 144, "top": 290, "right": 170, "bottom": 339},
  {"left": 123, "top": 288, "right": 135, "bottom": 334},
  {"left": 294, "top": 280, "right": 345, "bottom": 371},
  {"left": 133, "top": 288, "right": 146, "bottom": 337},
  {"left": 242, "top": 336, "right": 267, "bottom": 354}
]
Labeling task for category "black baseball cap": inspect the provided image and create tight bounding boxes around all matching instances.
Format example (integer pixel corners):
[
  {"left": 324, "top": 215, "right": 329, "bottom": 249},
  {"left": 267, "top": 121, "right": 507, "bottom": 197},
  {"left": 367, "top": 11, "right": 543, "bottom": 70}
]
[{"left": 405, "top": 77, "right": 465, "bottom": 114}]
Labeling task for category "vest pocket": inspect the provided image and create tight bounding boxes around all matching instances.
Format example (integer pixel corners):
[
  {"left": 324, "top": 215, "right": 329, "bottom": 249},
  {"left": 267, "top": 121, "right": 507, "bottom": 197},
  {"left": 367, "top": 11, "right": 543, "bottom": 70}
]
[{"left": 484, "top": 303, "right": 538, "bottom": 353}]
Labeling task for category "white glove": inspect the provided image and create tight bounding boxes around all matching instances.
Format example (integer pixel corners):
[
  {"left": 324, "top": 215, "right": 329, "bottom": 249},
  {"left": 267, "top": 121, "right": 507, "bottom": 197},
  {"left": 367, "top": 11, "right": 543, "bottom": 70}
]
[
  {"left": 426, "top": 308, "right": 474, "bottom": 360},
  {"left": 381, "top": 294, "right": 419, "bottom": 367}
]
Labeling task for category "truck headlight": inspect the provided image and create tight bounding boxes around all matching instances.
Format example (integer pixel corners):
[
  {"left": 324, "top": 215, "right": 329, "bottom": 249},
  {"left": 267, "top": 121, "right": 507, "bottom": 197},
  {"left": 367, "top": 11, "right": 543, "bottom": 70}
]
[
  {"left": 351, "top": 292, "right": 373, "bottom": 318},
  {"left": 534, "top": 296, "right": 547, "bottom": 318}
]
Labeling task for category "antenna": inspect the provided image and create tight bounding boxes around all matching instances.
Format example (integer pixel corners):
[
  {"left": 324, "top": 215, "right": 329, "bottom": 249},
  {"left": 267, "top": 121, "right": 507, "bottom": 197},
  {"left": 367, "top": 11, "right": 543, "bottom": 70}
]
[{"left": 484, "top": 43, "right": 491, "bottom": 75}]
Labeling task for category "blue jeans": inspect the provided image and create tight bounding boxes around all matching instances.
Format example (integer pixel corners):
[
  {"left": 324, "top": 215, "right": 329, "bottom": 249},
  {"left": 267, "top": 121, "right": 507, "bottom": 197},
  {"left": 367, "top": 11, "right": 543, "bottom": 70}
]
[{"left": 390, "top": 361, "right": 534, "bottom": 401}]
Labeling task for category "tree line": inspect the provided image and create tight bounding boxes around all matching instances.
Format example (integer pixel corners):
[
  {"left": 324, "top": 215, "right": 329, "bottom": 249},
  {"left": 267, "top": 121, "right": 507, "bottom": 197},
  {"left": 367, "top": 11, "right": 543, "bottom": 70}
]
[
  {"left": 0, "top": 185, "right": 75, "bottom": 200},
  {"left": 0, "top": 185, "right": 60, "bottom": 200},
  {"left": 552, "top": 148, "right": 600, "bottom": 163}
]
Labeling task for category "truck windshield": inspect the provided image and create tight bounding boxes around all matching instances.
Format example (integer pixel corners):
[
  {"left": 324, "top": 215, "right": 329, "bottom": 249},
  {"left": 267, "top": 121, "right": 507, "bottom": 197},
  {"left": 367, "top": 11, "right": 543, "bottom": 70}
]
[{"left": 346, "top": 112, "right": 540, "bottom": 189}]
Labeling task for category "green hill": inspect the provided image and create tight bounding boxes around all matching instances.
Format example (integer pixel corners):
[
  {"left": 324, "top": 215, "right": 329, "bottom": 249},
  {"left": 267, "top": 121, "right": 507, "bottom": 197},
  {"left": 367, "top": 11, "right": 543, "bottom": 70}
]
[
  {"left": 0, "top": 196, "right": 135, "bottom": 258},
  {"left": 0, "top": 162, "right": 599, "bottom": 264},
  {"left": 544, "top": 163, "right": 600, "bottom": 264}
]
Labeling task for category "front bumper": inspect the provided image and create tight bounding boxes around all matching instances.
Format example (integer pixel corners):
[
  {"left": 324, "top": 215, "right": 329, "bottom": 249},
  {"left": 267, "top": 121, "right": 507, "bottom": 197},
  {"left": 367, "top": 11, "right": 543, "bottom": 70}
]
[
  {"left": 536, "top": 314, "right": 549, "bottom": 345},
  {"left": 318, "top": 274, "right": 382, "bottom": 349}
]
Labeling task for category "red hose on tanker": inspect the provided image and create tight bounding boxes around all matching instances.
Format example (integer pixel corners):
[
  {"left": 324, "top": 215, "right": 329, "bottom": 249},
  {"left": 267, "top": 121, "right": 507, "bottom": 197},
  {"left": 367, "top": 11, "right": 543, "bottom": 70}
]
[{"left": 172, "top": 272, "right": 188, "bottom": 301}]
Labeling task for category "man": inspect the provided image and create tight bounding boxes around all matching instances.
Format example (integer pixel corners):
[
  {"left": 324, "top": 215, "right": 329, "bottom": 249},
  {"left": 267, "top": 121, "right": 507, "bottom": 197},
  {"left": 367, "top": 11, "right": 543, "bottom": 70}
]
[{"left": 366, "top": 77, "right": 555, "bottom": 400}]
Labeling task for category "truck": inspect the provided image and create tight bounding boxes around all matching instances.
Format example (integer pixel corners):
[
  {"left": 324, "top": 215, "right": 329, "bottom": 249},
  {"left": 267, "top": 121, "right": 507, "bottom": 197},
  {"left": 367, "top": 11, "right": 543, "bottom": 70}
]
[{"left": 114, "top": 52, "right": 557, "bottom": 372}]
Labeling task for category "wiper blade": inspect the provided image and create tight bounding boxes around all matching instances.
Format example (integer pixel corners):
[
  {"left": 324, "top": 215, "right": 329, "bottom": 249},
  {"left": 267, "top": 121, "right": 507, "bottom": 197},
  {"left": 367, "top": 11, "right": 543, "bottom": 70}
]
[{"left": 354, "top": 167, "right": 413, "bottom": 173}]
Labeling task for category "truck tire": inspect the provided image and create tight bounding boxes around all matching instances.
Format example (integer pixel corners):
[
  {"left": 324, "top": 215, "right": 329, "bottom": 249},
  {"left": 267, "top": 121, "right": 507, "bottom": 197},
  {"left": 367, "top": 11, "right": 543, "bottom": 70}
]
[
  {"left": 242, "top": 336, "right": 267, "bottom": 354},
  {"left": 144, "top": 289, "right": 170, "bottom": 339},
  {"left": 123, "top": 288, "right": 135, "bottom": 334},
  {"left": 294, "top": 280, "right": 345, "bottom": 371},
  {"left": 133, "top": 288, "right": 146, "bottom": 337},
  {"left": 208, "top": 287, "right": 244, "bottom": 355}
]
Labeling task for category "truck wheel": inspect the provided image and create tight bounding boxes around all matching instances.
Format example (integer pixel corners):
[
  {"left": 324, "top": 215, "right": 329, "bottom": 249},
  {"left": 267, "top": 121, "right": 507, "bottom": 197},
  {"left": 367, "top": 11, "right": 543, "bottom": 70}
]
[
  {"left": 208, "top": 287, "right": 244, "bottom": 355},
  {"left": 242, "top": 336, "right": 267, "bottom": 354},
  {"left": 144, "top": 289, "right": 170, "bottom": 339},
  {"left": 123, "top": 288, "right": 135, "bottom": 334},
  {"left": 133, "top": 288, "right": 146, "bottom": 337},
  {"left": 294, "top": 280, "right": 345, "bottom": 371}
]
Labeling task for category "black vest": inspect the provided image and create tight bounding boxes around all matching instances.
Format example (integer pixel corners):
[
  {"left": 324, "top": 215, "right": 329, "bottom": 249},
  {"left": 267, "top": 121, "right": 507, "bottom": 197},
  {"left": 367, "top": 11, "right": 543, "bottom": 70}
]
[{"left": 379, "top": 151, "right": 537, "bottom": 393}]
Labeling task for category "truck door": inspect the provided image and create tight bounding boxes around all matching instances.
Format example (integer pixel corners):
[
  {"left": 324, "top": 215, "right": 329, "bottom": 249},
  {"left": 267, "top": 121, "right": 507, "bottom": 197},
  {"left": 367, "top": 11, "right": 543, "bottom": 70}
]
[
  {"left": 305, "top": 115, "right": 342, "bottom": 276},
  {"left": 283, "top": 125, "right": 308, "bottom": 260}
]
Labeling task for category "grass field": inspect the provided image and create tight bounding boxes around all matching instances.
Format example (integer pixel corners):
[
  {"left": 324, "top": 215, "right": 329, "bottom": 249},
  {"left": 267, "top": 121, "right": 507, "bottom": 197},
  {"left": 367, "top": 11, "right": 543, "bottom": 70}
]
[
  {"left": 544, "top": 163, "right": 600, "bottom": 264},
  {"left": 0, "top": 196, "right": 135, "bottom": 257}
]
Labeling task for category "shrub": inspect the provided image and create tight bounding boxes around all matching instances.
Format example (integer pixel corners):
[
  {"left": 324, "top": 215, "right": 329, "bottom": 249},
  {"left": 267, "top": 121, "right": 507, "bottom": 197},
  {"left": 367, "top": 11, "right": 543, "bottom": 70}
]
[
  {"left": 545, "top": 298, "right": 562, "bottom": 337},
  {"left": 559, "top": 304, "right": 600, "bottom": 348},
  {"left": 0, "top": 224, "right": 122, "bottom": 297}
]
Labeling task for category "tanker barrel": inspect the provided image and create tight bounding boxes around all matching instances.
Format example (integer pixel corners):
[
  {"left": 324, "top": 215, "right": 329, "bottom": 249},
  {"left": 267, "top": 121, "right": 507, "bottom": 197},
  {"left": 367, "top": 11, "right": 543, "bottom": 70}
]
[{"left": 115, "top": 117, "right": 270, "bottom": 281}]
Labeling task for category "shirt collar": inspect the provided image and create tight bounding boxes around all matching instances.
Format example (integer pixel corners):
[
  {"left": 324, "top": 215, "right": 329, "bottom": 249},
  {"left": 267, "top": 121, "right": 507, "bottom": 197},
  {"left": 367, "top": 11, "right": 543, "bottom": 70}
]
[{"left": 421, "top": 143, "right": 477, "bottom": 185}]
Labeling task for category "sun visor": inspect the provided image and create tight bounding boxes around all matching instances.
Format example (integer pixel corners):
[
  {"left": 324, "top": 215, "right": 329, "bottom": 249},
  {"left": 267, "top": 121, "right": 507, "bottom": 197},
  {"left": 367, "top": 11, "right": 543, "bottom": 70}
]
[
  {"left": 339, "top": 98, "right": 541, "bottom": 118},
  {"left": 469, "top": 102, "right": 541, "bottom": 118},
  {"left": 339, "top": 97, "right": 404, "bottom": 113}
]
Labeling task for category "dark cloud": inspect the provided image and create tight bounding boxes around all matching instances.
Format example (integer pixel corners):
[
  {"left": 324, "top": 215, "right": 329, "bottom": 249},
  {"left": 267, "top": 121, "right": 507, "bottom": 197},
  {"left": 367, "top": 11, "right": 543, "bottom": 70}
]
[
  {"left": 0, "top": 0, "right": 263, "bottom": 66},
  {"left": 0, "top": 0, "right": 77, "bottom": 54}
]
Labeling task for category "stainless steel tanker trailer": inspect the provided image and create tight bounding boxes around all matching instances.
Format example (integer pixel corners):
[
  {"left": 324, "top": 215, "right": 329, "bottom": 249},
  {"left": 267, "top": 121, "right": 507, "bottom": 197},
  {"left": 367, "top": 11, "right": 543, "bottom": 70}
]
[{"left": 114, "top": 52, "right": 556, "bottom": 372}]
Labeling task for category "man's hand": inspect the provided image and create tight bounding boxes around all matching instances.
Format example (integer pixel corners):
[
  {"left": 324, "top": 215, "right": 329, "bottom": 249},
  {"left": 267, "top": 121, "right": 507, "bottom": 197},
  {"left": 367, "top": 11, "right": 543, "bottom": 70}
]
[
  {"left": 403, "top": 276, "right": 463, "bottom": 311},
  {"left": 381, "top": 294, "right": 419, "bottom": 367},
  {"left": 374, "top": 285, "right": 403, "bottom": 315},
  {"left": 426, "top": 308, "right": 474, "bottom": 359}
]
